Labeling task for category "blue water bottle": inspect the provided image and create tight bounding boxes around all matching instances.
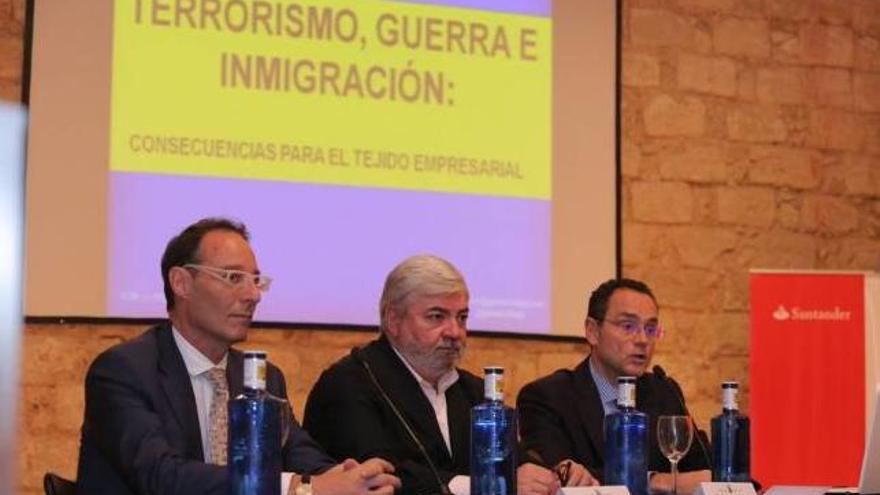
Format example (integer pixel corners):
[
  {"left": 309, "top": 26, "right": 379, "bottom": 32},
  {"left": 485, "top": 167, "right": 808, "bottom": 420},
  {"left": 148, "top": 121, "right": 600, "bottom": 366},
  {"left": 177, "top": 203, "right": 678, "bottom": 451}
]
[
  {"left": 228, "top": 350, "right": 282, "bottom": 495},
  {"left": 604, "top": 376, "right": 648, "bottom": 495},
  {"left": 711, "top": 381, "right": 751, "bottom": 482},
  {"left": 471, "top": 366, "right": 517, "bottom": 495}
]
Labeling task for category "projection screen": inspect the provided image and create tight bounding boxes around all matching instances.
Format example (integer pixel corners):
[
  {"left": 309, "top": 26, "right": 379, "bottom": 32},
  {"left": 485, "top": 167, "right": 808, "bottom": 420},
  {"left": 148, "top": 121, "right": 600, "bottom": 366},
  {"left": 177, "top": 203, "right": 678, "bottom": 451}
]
[{"left": 26, "top": 0, "right": 618, "bottom": 336}]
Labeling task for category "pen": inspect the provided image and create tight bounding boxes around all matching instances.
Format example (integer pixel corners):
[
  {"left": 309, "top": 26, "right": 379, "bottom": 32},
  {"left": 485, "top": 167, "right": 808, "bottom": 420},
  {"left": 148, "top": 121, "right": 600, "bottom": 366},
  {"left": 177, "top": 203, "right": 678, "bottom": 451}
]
[{"left": 555, "top": 460, "right": 572, "bottom": 486}]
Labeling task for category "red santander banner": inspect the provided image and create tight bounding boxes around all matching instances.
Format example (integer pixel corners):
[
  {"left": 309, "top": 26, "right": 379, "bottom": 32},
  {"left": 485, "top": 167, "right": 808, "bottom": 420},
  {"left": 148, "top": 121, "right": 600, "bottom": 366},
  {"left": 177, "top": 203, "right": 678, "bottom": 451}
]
[{"left": 750, "top": 271, "right": 865, "bottom": 487}]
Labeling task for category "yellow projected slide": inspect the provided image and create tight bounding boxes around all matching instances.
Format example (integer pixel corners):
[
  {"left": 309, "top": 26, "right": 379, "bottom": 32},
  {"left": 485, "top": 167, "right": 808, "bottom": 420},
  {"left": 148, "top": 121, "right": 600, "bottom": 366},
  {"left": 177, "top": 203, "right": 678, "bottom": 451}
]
[{"left": 110, "top": 0, "right": 551, "bottom": 199}]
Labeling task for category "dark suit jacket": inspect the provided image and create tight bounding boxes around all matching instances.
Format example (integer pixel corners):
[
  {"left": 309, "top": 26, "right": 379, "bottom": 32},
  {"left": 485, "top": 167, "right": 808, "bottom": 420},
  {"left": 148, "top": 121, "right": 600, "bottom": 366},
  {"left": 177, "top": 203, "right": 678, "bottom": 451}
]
[
  {"left": 303, "top": 335, "right": 484, "bottom": 495},
  {"left": 516, "top": 357, "right": 711, "bottom": 482},
  {"left": 76, "top": 323, "right": 336, "bottom": 495}
]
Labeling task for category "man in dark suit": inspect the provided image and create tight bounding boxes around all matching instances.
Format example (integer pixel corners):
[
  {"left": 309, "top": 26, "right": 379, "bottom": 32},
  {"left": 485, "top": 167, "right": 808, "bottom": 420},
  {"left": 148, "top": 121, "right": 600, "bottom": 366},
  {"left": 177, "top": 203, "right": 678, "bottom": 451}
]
[
  {"left": 517, "top": 278, "right": 711, "bottom": 493},
  {"left": 77, "top": 217, "right": 400, "bottom": 495},
  {"left": 304, "top": 255, "right": 559, "bottom": 495}
]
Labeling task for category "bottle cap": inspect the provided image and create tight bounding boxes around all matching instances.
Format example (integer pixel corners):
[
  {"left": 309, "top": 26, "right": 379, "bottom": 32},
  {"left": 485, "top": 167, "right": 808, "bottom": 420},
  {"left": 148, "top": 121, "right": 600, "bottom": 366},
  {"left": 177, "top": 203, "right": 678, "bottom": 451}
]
[
  {"left": 484, "top": 366, "right": 504, "bottom": 401},
  {"left": 616, "top": 376, "right": 636, "bottom": 408},
  {"left": 722, "top": 380, "right": 739, "bottom": 410},
  {"left": 484, "top": 366, "right": 504, "bottom": 375},
  {"left": 244, "top": 350, "right": 268, "bottom": 390}
]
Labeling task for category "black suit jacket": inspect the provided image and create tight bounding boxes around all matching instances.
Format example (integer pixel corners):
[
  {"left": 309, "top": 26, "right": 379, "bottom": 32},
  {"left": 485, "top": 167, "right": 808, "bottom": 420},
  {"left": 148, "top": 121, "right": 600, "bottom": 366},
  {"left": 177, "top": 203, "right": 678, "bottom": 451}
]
[
  {"left": 303, "top": 335, "right": 484, "bottom": 495},
  {"left": 516, "top": 357, "right": 711, "bottom": 482},
  {"left": 76, "top": 323, "right": 336, "bottom": 495}
]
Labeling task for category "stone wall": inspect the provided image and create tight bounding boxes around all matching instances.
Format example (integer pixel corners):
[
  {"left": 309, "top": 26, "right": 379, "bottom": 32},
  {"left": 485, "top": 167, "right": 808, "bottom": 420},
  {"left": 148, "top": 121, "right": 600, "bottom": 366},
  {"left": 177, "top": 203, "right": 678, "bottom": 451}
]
[
  {"left": 5, "top": 1, "right": 879, "bottom": 494},
  {"left": 0, "top": 0, "right": 24, "bottom": 101},
  {"left": 620, "top": 0, "right": 880, "bottom": 423}
]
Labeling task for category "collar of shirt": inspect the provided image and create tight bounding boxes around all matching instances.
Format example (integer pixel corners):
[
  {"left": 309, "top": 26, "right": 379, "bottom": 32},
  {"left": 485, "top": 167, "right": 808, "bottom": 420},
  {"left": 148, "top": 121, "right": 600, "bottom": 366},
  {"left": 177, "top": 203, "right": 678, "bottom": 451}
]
[
  {"left": 389, "top": 342, "right": 459, "bottom": 454},
  {"left": 588, "top": 355, "right": 618, "bottom": 415},
  {"left": 172, "top": 326, "right": 228, "bottom": 376}
]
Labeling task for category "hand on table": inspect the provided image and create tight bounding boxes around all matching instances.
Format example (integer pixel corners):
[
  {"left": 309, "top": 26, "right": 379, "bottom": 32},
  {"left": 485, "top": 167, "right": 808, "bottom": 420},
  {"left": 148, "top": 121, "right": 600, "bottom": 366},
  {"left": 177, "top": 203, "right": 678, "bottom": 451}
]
[
  {"left": 554, "top": 459, "right": 599, "bottom": 487},
  {"left": 310, "top": 458, "right": 400, "bottom": 495},
  {"left": 517, "top": 462, "right": 560, "bottom": 495}
]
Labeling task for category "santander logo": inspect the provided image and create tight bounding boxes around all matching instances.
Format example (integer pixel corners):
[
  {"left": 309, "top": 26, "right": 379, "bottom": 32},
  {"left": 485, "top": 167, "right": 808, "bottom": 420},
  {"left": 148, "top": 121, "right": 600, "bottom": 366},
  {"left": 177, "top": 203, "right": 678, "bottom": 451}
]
[
  {"left": 772, "top": 304, "right": 852, "bottom": 321},
  {"left": 772, "top": 305, "right": 791, "bottom": 320}
]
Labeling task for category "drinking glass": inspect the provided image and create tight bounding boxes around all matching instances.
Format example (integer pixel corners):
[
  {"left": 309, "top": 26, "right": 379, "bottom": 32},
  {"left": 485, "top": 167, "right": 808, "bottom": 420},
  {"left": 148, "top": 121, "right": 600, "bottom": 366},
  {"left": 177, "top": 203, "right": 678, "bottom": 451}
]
[
  {"left": 279, "top": 399, "right": 292, "bottom": 447},
  {"left": 657, "top": 415, "right": 694, "bottom": 494},
  {"left": 269, "top": 395, "right": 293, "bottom": 447}
]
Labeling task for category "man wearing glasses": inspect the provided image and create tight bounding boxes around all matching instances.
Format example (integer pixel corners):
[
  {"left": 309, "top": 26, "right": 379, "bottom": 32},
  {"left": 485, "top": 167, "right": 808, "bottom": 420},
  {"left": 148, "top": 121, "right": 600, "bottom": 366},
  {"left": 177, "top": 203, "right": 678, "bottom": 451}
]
[
  {"left": 517, "top": 278, "right": 711, "bottom": 493},
  {"left": 77, "top": 217, "right": 400, "bottom": 495}
]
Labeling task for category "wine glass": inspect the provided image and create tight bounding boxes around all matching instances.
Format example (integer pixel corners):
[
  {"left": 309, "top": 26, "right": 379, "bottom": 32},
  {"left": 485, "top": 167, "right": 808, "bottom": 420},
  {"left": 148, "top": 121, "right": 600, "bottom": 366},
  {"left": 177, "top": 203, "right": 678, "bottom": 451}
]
[
  {"left": 269, "top": 395, "right": 293, "bottom": 447},
  {"left": 657, "top": 415, "right": 694, "bottom": 494},
  {"left": 278, "top": 398, "right": 292, "bottom": 447}
]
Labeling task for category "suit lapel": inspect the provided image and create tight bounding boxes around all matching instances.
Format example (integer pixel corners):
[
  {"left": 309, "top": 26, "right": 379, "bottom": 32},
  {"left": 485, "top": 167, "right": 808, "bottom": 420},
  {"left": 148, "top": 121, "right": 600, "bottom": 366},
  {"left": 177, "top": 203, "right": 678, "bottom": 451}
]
[
  {"left": 370, "top": 337, "right": 453, "bottom": 464},
  {"left": 156, "top": 324, "right": 205, "bottom": 461},
  {"left": 573, "top": 357, "right": 606, "bottom": 459},
  {"left": 635, "top": 373, "right": 662, "bottom": 415},
  {"left": 446, "top": 380, "right": 476, "bottom": 467},
  {"left": 227, "top": 350, "right": 244, "bottom": 398}
]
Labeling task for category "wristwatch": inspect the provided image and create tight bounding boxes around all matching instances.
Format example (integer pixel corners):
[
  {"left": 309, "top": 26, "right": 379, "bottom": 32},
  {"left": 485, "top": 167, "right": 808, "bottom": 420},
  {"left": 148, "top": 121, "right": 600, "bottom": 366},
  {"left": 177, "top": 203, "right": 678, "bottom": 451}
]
[{"left": 295, "top": 474, "right": 313, "bottom": 495}]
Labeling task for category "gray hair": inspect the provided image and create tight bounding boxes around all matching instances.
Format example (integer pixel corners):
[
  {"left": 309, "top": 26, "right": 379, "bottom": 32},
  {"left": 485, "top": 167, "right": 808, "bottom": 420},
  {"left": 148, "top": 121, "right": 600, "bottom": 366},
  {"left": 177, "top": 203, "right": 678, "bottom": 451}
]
[{"left": 379, "top": 254, "right": 468, "bottom": 330}]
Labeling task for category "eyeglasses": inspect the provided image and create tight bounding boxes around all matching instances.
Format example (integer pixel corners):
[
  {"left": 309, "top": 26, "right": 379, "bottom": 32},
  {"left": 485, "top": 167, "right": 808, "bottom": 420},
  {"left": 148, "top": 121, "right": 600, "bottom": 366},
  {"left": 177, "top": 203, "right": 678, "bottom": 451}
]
[
  {"left": 183, "top": 264, "right": 273, "bottom": 292},
  {"left": 601, "top": 318, "right": 664, "bottom": 339}
]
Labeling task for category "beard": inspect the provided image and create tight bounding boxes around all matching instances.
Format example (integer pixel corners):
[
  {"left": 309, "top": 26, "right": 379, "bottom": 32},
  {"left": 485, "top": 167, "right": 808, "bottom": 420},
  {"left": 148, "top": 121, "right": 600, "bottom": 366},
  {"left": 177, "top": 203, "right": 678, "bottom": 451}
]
[{"left": 400, "top": 339, "right": 466, "bottom": 382}]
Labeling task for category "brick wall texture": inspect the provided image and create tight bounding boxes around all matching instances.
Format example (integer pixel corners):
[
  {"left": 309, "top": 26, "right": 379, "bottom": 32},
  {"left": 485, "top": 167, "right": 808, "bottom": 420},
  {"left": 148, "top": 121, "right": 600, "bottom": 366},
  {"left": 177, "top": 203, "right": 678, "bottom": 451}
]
[{"left": 5, "top": 0, "right": 880, "bottom": 493}]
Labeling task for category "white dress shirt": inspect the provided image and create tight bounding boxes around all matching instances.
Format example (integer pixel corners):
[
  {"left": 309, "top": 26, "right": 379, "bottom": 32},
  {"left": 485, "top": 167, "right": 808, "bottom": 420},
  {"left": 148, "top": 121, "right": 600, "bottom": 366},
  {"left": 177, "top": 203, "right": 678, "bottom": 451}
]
[{"left": 390, "top": 345, "right": 471, "bottom": 495}]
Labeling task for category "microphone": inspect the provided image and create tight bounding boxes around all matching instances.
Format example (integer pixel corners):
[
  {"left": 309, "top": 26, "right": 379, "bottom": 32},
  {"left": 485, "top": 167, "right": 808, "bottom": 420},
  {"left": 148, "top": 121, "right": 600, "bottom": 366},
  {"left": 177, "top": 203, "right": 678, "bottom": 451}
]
[
  {"left": 652, "top": 365, "right": 713, "bottom": 471},
  {"left": 353, "top": 347, "right": 453, "bottom": 495}
]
